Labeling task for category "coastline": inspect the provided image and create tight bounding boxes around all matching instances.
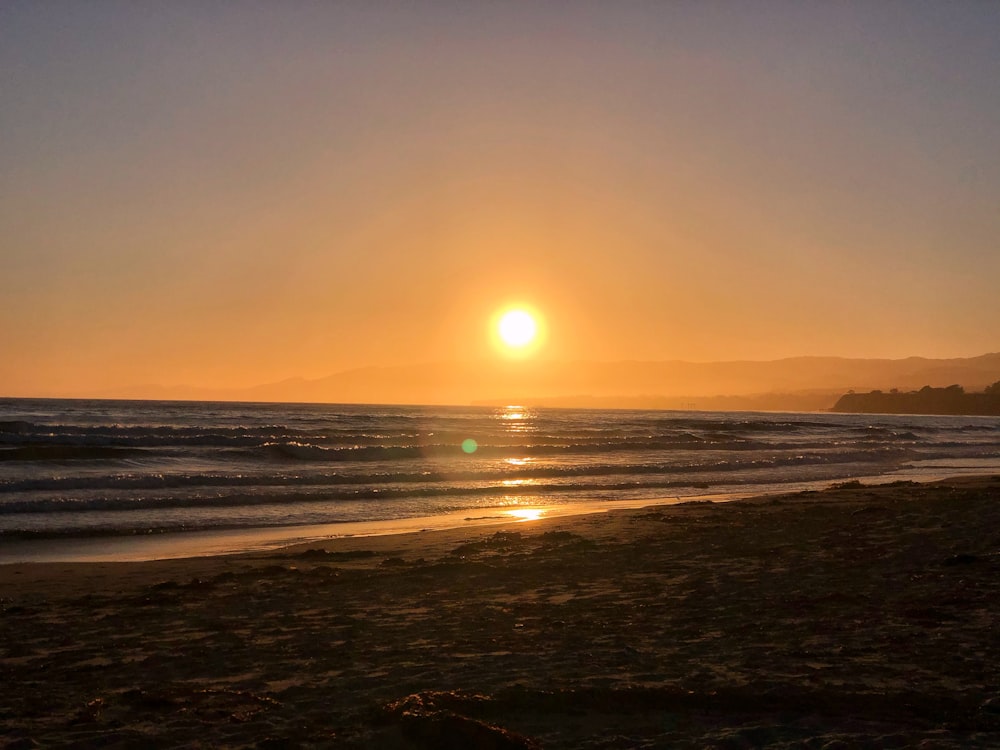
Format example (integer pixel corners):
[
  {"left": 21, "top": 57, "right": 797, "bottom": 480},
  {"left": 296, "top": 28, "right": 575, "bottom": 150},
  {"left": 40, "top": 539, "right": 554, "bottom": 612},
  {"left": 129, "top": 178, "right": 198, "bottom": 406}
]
[
  {"left": 3, "top": 474, "right": 1000, "bottom": 747},
  {"left": 3, "top": 463, "right": 997, "bottom": 565}
]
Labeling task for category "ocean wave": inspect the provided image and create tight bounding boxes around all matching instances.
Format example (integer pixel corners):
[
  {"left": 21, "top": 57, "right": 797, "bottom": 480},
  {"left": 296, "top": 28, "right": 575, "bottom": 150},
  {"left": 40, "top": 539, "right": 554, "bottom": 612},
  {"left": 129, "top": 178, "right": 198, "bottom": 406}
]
[
  {"left": 0, "top": 444, "right": 916, "bottom": 495},
  {"left": 0, "top": 421, "right": 300, "bottom": 437},
  {"left": 0, "top": 478, "right": 706, "bottom": 515},
  {"left": 956, "top": 423, "right": 1000, "bottom": 432},
  {"left": 653, "top": 417, "right": 835, "bottom": 433},
  {"left": 252, "top": 435, "right": 767, "bottom": 462},
  {"left": 0, "top": 448, "right": 910, "bottom": 515},
  {"left": 0, "top": 460, "right": 698, "bottom": 494},
  {"left": 2, "top": 399, "right": 994, "bottom": 542},
  {"left": 0, "top": 432, "right": 306, "bottom": 449},
  {"left": 0, "top": 445, "right": 146, "bottom": 461}
]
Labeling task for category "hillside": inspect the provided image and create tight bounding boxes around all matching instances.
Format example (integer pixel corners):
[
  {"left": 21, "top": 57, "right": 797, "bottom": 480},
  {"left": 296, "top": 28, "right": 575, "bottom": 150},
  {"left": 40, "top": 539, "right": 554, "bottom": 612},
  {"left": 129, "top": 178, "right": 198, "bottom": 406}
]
[
  {"left": 92, "top": 353, "right": 1000, "bottom": 410},
  {"left": 832, "top": 384, "right": 1000, "bottom": 416}
]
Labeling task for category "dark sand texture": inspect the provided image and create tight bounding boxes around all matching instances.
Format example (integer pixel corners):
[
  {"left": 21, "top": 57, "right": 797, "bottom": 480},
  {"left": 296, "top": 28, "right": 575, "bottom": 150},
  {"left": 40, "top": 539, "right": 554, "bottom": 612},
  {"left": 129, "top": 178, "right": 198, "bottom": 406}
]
[{"left": 3, "top": 476, "right": 1000, "bottom": 748}]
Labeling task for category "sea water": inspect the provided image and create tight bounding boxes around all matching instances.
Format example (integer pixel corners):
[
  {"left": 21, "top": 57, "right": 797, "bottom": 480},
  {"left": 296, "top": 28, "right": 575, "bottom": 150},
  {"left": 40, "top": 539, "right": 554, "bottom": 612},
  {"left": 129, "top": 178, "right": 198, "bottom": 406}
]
[{"left": 1, "top": 398, "right": 999, "bottom": 543}]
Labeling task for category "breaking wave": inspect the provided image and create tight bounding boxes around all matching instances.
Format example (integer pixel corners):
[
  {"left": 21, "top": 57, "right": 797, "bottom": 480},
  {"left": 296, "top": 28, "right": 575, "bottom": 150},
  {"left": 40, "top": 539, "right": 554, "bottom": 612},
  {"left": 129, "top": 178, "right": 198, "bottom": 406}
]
[{"left": 1, "top": 397, "right": 997, "bottom": 539}]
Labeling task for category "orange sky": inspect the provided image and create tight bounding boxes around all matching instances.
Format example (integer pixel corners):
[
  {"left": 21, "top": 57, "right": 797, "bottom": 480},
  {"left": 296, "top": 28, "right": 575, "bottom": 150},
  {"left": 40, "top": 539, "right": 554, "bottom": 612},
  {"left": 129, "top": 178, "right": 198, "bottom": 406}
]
[{"left": 2, "top": 3, "right": 999, "bottom": 397}]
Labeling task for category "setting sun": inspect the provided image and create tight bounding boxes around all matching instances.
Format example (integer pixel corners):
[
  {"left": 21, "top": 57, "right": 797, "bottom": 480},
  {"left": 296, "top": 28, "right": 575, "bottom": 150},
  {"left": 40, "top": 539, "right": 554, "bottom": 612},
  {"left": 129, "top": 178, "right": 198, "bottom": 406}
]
[
  {"left": 498, "top": 310, "right": 537, "bottom": 348},
  {"left": 491, "top": 305, "right": 546, "bottom": 358}
]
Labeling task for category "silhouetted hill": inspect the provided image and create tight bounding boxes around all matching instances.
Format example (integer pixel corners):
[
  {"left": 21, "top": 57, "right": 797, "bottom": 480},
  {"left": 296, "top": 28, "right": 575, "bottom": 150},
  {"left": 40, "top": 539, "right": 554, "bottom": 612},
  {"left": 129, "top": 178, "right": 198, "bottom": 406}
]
[
  {"left": 93, "top": 353, "right": 1000, "bottom": 410},
  {"left": 238, "top": 353, "right": 1000, "bottom": 406},
  {"left": 833, "top": 383, "right": 1000, "bottom": 416}
]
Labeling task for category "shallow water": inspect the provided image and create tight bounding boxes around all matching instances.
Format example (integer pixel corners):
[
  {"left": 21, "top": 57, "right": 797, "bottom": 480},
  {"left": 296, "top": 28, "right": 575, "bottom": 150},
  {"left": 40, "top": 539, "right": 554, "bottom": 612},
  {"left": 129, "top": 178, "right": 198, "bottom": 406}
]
[{"left": 2, "top": 398, "right": 999, "bottom": 542}]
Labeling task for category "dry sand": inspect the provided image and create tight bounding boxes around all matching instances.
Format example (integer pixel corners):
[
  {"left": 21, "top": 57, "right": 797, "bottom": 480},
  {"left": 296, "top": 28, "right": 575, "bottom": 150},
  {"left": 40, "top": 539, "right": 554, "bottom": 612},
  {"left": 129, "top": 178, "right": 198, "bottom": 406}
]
[{"left": 2, "top": 476, "right": 1000, "bottom": 748}]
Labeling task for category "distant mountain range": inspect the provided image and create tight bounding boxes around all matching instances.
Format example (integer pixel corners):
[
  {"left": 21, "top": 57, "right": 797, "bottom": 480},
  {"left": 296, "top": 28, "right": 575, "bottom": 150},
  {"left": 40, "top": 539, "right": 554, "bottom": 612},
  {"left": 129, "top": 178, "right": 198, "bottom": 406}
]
[{"left": 99, "top": 353, "right": 1000, "bottom": 412}]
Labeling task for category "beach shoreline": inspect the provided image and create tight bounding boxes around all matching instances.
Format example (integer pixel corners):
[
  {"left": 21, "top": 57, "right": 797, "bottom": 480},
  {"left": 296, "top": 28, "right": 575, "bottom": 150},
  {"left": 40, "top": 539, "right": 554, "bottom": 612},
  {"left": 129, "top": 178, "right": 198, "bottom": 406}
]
[
  {"left": 4, "top": 465, "right": 997, "bottom": 566},
  {"left": 3, "top": 474, "right": 1000, "bottom": 747}
]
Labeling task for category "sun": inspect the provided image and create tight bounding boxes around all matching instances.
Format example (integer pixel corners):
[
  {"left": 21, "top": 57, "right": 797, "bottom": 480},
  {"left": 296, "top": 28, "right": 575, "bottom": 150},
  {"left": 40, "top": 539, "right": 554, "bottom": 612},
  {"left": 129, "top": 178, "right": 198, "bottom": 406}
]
[
  {"left": 492, "top": 305, "right": 545, "bottom": 357},
  {"left": 498, "top": 309, "right": 537, "bottom": 348}
]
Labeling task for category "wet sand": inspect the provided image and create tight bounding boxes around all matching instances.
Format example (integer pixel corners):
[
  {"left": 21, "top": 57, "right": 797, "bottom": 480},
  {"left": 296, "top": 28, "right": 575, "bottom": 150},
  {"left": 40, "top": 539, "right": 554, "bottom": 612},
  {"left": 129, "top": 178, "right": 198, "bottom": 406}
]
[{"left": 3, "top": 475, "right": 1000, "bottom": 748}]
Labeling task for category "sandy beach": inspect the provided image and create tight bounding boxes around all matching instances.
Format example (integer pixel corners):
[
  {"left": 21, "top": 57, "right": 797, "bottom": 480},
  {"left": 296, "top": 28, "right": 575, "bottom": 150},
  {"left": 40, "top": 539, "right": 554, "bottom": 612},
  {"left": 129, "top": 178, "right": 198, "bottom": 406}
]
[{"left": 3, "top": 475, "right": 1000, "bottom": 748}]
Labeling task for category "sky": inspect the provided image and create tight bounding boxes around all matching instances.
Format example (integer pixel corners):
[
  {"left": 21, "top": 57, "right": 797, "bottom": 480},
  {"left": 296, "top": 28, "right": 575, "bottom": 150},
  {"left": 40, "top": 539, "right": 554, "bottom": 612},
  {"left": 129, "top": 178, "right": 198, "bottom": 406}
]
[{"left": 2, "top": 1, "right": 999, "bottom": 397}]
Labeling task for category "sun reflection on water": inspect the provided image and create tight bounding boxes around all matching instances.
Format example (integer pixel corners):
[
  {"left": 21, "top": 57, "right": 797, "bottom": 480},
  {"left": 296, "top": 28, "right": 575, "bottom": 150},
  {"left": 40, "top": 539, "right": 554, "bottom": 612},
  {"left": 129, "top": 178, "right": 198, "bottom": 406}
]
[
  {"left": 505, "top": 507, "right": 545, "bottom": 522},
  {"left": 496, "top": 405, "right": 537, "bottom": 434},
  {"left": 505, "top": 457, "right": 532, "bottom": 466},
  {"left": 500, "top": 478, "right": 536, "bottom": 487}
]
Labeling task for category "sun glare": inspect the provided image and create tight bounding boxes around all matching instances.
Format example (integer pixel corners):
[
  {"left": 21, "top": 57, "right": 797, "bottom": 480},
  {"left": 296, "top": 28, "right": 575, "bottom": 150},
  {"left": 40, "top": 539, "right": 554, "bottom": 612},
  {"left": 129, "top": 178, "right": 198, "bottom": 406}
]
[
  {"left": 498, "top": 310, "right": 537, "bottom": 348},
  {"left": 506, "top": 507, "right": 545, "bottom": 522},
  {"left": 490, "top": 304, "right": 546, "bottom": 358}
]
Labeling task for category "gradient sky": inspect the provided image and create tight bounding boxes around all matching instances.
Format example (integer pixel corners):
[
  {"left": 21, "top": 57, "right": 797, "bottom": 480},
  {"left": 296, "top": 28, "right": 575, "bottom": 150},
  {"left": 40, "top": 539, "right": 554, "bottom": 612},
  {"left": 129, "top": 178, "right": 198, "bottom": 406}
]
[{"left": 2, "top": 1, "right": 999, "bottom": 396}]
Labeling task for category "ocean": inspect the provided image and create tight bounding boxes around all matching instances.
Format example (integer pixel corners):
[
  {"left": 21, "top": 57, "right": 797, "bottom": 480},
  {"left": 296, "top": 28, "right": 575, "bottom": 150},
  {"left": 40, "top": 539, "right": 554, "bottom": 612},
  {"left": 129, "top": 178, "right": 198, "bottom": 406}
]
[{"left": 2, "top": 398, "right": 999, "bottom": 553}]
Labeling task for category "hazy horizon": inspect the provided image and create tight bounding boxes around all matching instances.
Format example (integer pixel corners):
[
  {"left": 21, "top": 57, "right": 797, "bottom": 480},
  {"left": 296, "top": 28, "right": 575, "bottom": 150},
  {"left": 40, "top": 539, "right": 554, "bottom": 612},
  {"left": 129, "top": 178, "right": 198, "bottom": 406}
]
[
  {"left": 3, "top": 3, "right": 998, "bottom": 400},
  {"left": 8, "top": 352, "right": 1000, "bottom": 411}
]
